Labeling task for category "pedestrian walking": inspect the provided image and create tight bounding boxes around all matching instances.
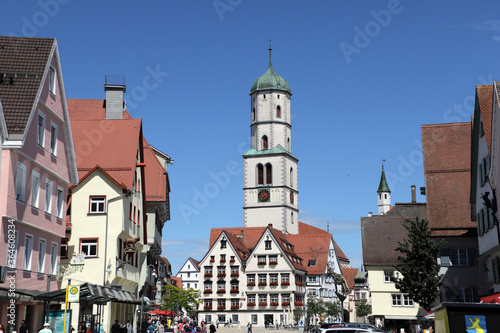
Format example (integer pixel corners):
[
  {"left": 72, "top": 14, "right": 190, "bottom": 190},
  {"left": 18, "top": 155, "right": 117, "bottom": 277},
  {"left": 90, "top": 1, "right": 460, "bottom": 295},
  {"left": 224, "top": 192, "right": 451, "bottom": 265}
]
[
  {"left": 209, "top": 323, "right": 216, "bottom": 333},
  {"left": 247, "top": 323, "right": 252, "bottom": 333},
  {"left": 38, "top": 323, "right": 52, "bottom": 333}
]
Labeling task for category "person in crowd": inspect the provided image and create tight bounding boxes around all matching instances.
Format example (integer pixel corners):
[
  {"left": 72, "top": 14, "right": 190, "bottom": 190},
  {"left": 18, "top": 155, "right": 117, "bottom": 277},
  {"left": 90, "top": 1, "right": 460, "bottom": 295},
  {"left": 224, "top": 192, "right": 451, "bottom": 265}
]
[
  {"left": 247, "top": 323, "right": 252, "bottom": 333},
  {"left": 38, "top": 323, "right": 52, "bottom": 333},
  {"left": 19, "top": 320, "right": 29, "bottom": 333},
  {"left": 124, "top": 320, "right": 134, "bottom": 333},
  {"left": 209, "top": 323, "right": 216, "bottom": 333},
  {"left": 111, "top": 320, "right": 121, "bottom": 333}
]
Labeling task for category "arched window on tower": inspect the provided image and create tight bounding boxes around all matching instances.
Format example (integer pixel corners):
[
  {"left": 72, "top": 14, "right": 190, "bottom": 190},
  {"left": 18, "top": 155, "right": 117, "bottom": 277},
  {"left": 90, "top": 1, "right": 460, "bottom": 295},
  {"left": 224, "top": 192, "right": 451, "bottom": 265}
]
[
  {"left": 257, "top": 164, "right": 264, "bottom": 185},
  {"left": 266, "top": 163, "right": 272, "bottom": 185},
  {"left": 262, "top": 135, "right": 268, "bottom": 150},
  {"left": 290, "top": 167, "right": 293, "bottom": 187},
  {"left": 277, "top": 105, "right": 281, "bottom": 118},
  {"left": 252, "top": 107, "right": 255, "bottom": 121},
  {"left": 291, "top": 212, "right": 294, "bottom": 224}
]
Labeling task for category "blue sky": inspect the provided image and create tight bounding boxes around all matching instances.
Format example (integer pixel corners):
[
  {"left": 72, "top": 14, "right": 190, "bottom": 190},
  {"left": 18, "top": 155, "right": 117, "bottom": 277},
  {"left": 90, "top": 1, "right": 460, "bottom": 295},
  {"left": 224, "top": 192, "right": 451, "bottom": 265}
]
[{"left": 3, "top": 1, "right": 500, "bottom": 274}]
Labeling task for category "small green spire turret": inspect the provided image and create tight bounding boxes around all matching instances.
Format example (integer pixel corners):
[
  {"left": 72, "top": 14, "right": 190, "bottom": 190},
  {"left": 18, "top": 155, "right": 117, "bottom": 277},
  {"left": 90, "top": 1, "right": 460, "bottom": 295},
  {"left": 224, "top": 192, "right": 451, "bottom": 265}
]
[
  {"left": 250, "top": 46, "right": 291, "bottom": 94},
  {"left": 377, "top": 165, "right": 391, "bottom": 193}
]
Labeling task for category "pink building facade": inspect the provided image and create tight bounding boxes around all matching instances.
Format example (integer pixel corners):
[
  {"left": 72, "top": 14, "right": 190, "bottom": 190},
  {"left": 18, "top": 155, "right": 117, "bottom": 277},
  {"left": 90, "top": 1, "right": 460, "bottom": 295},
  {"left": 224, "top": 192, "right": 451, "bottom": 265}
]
[{"left": 0, "top": 37, "right": 78, "bottom": 333}]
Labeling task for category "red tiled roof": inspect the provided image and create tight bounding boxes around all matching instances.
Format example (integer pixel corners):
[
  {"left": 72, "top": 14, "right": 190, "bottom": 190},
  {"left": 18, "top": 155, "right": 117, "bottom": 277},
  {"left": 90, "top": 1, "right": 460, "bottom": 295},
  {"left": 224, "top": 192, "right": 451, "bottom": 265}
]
[
  {"left": 0, "top": 36, "right": 54, "bottom": 134},
  {"left": 422, "top": 122, "right": 475, "bottom": 232},
  {"left": 476, "top": 85, "right": 493, "bottom": 154},
  {"left": 67, "top": 99, "right": 132, "bottom": 120},
  {"left": 171, "top": 276, "right": 182, "bottom": 287},
  {"left": 342, "top": 268, "right": 359, "bottom": 290},
  {"left": 70, "top": 118, "right": 142, "bottom": 188},
  {"left": 286, "top": 232, "right": 330, "bottom": 274},
  {"left": 143, "top": 138, "right": 167, "bottom": 202}
]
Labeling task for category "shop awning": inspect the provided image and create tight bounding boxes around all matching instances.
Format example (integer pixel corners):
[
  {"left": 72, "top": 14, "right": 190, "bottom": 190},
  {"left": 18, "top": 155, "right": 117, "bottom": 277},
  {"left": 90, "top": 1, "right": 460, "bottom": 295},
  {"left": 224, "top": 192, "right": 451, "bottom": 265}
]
[
  {"left": 35, "top": 282, "right": 141, "bottom": 305},
  {"left": 480, "top": 293, "right": 500, "bottom": 304}
]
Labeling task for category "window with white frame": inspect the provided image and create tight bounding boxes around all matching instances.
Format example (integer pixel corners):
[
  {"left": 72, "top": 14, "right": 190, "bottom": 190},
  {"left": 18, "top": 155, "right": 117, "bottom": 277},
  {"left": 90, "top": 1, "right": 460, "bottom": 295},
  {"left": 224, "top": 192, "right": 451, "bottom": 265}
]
[
  {"left": 217, "top": 266, "right": 226, "bottom": 275},
  {"left": 384, "top": 270, "right": 395, "bottom": 282},
  {"left": 44, "top": 179, "right": 53, "bottom": 213},
  {"left": 80, "top": 238, "right": 98, "bottom": 257},
  {"left": 308, "top": 260, "right": 317, "bottom": 267},
  {"left": 7, "top": 230, "right": 19, "bottom": 269},
  {"left": 37, "top": 112, "right": 46, "bottom": 147},
  {"left": 205, "top": 266, "right": 212, "bottom": 274},
  {"left": 269, "top": 255, "right": 278, "bottom": 263},
  {"left": 204, "top": 299, "right": 212, "bottom": 307},
  {"left": 281, "top": 273, "right": 290, "bottom": 283},
  {"left": 251, "top": 314, "right": 258, "bottom": 325},
  {"left": 31, "top": 171, "right": 40, "bottom": 208},
  {"left": 50, "top": 122, "right": 58, "bottom": 156},
  {"left": 16, "top": 162, "right": 26, "bottom": 202},
  {"left": 308, "top": 276, "right": 317, "bottom": 283},
  {"left": 205, "top": 315, "right": 212, "bottom": 324},
  {"left": 204, "top": 282, "right": 212, "bottom": 290},
  {"left": 218, "top": 299, "right": 225, "bottom": 307},
  {"left": 49, "top": 66, "right": 56, "bottom": 95},
  {"left": 23, "top": 234, "right": 33, "bottom": 270},
  {"left": 270, "top": 274, "right": 278, "bottom": 284},
  {"left": 308, "top": 289, "right": 317, "bottom": 296},
  {"left": 89, "top": 196, "right": 105, "bottom": 213},
  {"left": 270, "top": 294, "right": 279, "bottom": 303},
  {"left": 391, "top": 294, "right": 414, "bottom": 307},
  {"left": 231, "top": 314, "right": 239, "bottom": 323},
  {"left": 450, "top": 249, "right": 468, "bottom": 266},
  {"left": 217, "top": 281, "right": 225, "bottom": 291},
  {"left": 282, "top": 294, "right": 290, "bottom": 303},
  {"left": 259, "top": 294, "right": 267, "bottom": 303},
  {"left": 50, "top": 242, "right": 58, "bottom": 275},
  {"left": 37, "top": 239, "right": 46, "bottom": 273},
  {"left": 258, "top": 274, "right": 267, "bottom": 284},
  {"left": 248, "top": 274, "right": 255, "bottom": 284},
  {"left": 247, "top": 294, "right": 256, "bottom": 303},
  {"left": 258, "top": 256, "right": 266, "bottom": 264},
  {"left": 56, "top": 187, "right": 64, "bottom": 218},
  {"left": 231, "top": 281, "right": 238, "bottom": 290}
]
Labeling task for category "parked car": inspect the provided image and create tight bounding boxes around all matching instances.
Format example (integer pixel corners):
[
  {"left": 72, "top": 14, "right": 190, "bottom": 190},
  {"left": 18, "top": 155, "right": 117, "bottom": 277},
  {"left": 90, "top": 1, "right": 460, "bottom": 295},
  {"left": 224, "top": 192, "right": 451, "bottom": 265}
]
[
  {"left": 324, "top": 329, "right": 378, "bottom": 333},
  {"left": 344, "top": 323, "right": 385, "bottom": 332}
]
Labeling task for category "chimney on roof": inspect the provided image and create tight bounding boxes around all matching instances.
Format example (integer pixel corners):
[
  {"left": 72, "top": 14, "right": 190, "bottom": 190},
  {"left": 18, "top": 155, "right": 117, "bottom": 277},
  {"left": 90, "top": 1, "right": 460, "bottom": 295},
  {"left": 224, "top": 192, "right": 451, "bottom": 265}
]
[
  {"left": 268, "top": 223, "right": 273, "bottom": 228},
  {"left": 367, "top": 212, "right": 372, "bottom": 217},
  {"left": 104, "top": 75, "right": 126, "bottom": 119},
  {"left": 411, "top": 185, "right": 416, "bottom": 203}
]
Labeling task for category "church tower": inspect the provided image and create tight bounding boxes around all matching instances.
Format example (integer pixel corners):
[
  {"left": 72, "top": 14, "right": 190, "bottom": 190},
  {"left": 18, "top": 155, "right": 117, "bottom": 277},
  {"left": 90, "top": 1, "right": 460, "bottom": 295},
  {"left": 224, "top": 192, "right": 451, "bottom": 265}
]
[
  {"left": 377, "top": 164, "right": 391, "bottom": 215},
  {"left": 243, "top": 48, "right": 299, "bottom": 234}
]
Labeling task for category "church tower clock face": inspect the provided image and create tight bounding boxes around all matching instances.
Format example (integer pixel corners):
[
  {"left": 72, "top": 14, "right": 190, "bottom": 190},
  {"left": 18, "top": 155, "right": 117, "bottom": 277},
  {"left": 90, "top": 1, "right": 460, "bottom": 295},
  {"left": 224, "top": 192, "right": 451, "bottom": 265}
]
[
  {"left": 243, "top": 47, "right": 299, "bottom": 234},
  {"left": 258, "top": 189, "right": 270, "bottom": 202}
]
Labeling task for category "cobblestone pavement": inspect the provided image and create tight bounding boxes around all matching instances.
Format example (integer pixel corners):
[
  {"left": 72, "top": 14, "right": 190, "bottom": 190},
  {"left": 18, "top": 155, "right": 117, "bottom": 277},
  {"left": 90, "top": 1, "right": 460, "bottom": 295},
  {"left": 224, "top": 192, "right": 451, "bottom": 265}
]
[{"left": 210, "top": 326, "right": 300, "bottom": 333}]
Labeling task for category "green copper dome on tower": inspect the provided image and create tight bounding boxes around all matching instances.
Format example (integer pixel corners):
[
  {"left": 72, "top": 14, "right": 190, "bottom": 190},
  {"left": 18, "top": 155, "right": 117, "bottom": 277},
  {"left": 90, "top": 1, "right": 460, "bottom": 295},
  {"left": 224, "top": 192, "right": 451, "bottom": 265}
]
[
  {"left": 250, "top": 48, "right": 291, "bottom": 94},
  {"left": 377, "top": 165, "right": 391, "bottom": 193}
]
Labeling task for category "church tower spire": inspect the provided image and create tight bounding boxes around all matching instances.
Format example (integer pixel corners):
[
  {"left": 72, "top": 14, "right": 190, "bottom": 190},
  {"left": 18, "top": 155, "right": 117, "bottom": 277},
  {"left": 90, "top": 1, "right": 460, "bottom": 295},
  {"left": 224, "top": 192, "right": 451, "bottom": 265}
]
[
  {"left": 377, "top": 163, "right": 391, "bottom": 215},
  {"left": 243, "top": 48, "right": 298, "bottom": 234}
]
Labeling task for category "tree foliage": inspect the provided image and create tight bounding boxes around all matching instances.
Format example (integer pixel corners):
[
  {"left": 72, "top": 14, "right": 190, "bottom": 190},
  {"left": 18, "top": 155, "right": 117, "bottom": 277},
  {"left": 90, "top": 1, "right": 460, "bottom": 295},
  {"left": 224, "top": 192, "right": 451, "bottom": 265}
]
[
  {"left": 161, "top": 284, "right": 201, "bottom": 314},
  {"left": 293, "top": 305, "right": 304, "bottom": 325},
  {"left": 355, "top": 299, "right": 371, "bottom": 322},
  {"left": 324, "top": 301, "right": 341, "bottom": 319},
  {"left": 394, "top": 218, "right": 446, "bottom": 311},
  {"left": 306, "top": 295, "right": 325, "bottom": 327}
]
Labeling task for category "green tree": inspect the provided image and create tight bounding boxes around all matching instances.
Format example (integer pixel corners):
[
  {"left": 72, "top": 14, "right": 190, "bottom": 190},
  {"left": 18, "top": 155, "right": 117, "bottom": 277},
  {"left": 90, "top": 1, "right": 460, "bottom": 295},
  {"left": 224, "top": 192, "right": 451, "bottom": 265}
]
[
  {"left": 306, "top": 295, "right": 325, "bottom": 328},
  {"left": 394, "top": 217, "right": 446, "bottom": 311},
  {"left": 293, "top": 305, "right": 304, "bottom": 325},
  {"left": 355, "top": 299, "right": 371, "bottom": 323},
  {"left": 324, "top": 301, "right": 341, "bottom": 320},
  {"left": 161, "top": 284, "right": 201, "bottom": 315}
]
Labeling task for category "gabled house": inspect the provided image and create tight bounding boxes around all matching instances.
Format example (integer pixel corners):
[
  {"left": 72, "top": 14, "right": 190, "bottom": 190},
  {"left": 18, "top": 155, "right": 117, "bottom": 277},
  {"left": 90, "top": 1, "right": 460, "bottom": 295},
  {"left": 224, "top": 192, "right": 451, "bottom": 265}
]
[
  {"left": 482, "top": 82, "right": 500, "bottom": 296},
  {"left": 422, "top": 122, "right": 479, "bottom": 303},
  {"left": 0, "top": 36, "right": 78, "bottom": 331},
  {"left": 361, "top": 182, "right": 428, "bottom": 331},
  {"left": 175, "top": 257, "right": 200, "bottom": 290},
  {"left": 198, "top": 224, "right": 307, "bottom": 327}
]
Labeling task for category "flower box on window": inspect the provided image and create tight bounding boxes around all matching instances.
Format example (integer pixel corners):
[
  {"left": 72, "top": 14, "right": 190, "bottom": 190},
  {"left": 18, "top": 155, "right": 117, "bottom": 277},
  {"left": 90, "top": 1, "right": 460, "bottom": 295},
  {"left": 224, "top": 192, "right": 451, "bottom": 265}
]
[
  {"left": 204, "top": 273, "right": 213, "bottom": 278},
  {"left": 296, "top": 281, "right": 304, "bottom": 286},
  {"left": 259, "top": 302, "right": 267, "bottom": 306},
  {"left": 230, "top": 259, "right": 235, "bottom": 263},
  {"left": 231, "top": 305, "right": 239, "bottom": 310},
  {"left": 231, "top": 272, "right": 239, "bottom": 277},
  {"left": 217, "top": 305, "right": 226, "bottom": 310},
  {"left": 269, "top": 261, "right": 278, "bottom": 265},
  {"left": 258, "top": 262, "right": 266, "bottom": 265},
  {"left": 282, "top": 302, "right": 290, "bottom": 306},
  {"left": 294, "top": 301, "right": 304, "bottom": 306},
  {"left": 209, "top": 259, "right": 215, "bottom": 263},
  {"left": 204, "top": 289, "right": 212, "bottom": 294},
  {"left": 151, "top": 286, "right": 158, "bottom": 290},
  {"left": 220, "top": 259, "right": 226, "bottom": 263},
  {"left": 230, "top": 288, "right": 239, "bottom": 293},
  {"left": 281, "top": 281, "right": 290, "bottom": 286},
  {"left": 204, "top": 305, "right": 212, "bottom": 310},
  {"left": 269, "top": 282, "right": 278, "bottom": 286},
  {"left": 217, "top": 273, "right": 226, "bottom": 278},
  {"left": 247, "top": 302, "right": 256, "bottom": 307},
  {"left": 247, "top": 282, "right": 255, "bottom": 287},
  {"left": 258, "top": 282, "right": 267, "bottom": 286},
  {"left": 217, "top": 289, "right": 225, "bottom": 293},
  {"left": 270, "top": 302, "right": 279, "bottom": 306}
]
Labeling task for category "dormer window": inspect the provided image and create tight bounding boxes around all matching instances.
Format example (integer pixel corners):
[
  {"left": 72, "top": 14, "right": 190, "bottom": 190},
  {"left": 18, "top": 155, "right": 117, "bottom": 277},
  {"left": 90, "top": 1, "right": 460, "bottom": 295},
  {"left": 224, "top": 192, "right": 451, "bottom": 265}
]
[
  {"left": 308, "top": 260, "right": 317, "bottom": 267},
  {"left": 221, "top": 239, "right": 227, "bottom": 249}
]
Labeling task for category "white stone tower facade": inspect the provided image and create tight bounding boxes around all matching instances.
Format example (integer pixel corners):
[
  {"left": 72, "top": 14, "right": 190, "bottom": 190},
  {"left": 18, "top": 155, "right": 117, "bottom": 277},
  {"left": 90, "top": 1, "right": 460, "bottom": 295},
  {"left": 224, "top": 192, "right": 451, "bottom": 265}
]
[
  {"left": 377, "top": 165, "right": 391, "bottom": 215},
  {"left": 243, "top": 49, "right": 299, "bottom": 234}
]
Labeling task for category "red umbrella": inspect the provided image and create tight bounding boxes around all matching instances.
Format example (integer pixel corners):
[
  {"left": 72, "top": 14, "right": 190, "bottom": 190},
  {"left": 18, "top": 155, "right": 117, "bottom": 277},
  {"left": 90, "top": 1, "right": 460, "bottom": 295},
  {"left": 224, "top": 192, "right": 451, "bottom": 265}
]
[{"left": 480, "top": 293, "right": 500, "bottom": 303}]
